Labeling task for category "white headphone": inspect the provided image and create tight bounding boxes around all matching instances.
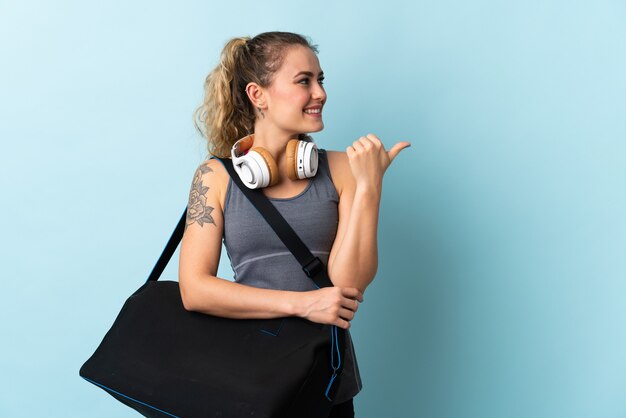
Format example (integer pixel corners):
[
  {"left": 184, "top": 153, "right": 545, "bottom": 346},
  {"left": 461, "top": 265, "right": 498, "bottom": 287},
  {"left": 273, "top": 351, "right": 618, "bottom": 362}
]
[{"left": 231, "top": 133, "right": 319, "bottom": 189}]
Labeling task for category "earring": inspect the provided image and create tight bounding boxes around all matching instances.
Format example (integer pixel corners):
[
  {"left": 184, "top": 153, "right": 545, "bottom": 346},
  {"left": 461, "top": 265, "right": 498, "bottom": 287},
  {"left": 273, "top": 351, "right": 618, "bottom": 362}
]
[{"left": 257, "top": 106, "right": 265, "bottom": 119}]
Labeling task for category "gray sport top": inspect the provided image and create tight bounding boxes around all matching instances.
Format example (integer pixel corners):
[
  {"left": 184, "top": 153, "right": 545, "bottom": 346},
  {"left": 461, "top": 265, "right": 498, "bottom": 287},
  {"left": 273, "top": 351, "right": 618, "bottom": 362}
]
[{"left": 219, "top": 148, "right": 363, "bottom": 404}]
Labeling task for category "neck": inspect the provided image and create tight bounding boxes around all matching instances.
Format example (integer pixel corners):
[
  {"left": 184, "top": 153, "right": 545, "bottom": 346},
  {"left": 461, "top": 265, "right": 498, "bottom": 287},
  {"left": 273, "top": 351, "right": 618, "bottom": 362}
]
[
  {"left": 247, "top": 125, "right": 304, "bottom": 184},
  {"left": 250, "top": 128, "right": 300, "bottom": 160}
]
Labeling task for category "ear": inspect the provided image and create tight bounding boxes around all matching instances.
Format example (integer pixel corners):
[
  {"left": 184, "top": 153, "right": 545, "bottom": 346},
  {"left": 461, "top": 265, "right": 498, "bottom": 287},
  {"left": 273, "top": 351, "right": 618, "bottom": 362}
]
[{"left": 245, "top": 82, "right": 267, "bottom": 109}]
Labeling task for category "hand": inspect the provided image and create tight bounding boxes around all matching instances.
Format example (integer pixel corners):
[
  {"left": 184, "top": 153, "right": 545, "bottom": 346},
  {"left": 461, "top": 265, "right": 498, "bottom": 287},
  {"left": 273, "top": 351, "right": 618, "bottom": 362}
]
[
  {"left": 346, "top": 134, "right": 411, "bottom": 189},
  {"left": 299, "top": 287, "right": 364, "bottom": 329}
]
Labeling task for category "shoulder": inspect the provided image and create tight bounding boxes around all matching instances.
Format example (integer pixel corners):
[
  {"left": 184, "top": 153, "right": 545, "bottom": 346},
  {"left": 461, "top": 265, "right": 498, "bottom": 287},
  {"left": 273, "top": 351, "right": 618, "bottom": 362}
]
[
  {"left": 324, "top": 149, "right": 347, "bottom": 169},
  {"left": 192, "top": 157, "right": 229, "bottom": 185},
  {"left": 324, "top": 150, "right": 355, "bottom": 198},
  {"left": 189, "top": 157, "right": 231, "bottom": 212}
]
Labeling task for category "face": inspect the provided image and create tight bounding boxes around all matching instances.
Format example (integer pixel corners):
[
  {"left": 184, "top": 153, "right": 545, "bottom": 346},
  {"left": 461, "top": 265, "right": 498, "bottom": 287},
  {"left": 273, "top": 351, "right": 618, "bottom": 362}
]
[{"left": 261, "top": 45, "right": 327, "bottom": 136}]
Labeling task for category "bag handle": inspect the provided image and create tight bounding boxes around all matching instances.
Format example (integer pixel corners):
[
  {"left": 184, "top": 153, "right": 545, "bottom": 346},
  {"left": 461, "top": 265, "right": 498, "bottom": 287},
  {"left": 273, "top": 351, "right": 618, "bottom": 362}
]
[{"left": 145, "top": 208, "right": 186, "bottom": 283}]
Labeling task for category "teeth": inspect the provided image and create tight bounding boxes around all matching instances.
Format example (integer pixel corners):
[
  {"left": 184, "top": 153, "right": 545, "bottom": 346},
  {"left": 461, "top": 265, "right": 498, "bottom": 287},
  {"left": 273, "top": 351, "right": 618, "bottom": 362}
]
[{"left": 304, "top": 109, "right": 321, "bottom": 114}]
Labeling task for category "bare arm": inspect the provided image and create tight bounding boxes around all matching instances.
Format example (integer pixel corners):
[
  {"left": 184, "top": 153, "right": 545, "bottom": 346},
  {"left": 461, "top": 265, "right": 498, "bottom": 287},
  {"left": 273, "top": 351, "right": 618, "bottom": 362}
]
[
  {"left": 178, "top": 159, "right": 362, "bottom": 328},
  {"left": 327, "top": 135, "right": 411, "bottom": 294},
  {"left": 327, "top": 152, "right": 380, "bottom": 294}
]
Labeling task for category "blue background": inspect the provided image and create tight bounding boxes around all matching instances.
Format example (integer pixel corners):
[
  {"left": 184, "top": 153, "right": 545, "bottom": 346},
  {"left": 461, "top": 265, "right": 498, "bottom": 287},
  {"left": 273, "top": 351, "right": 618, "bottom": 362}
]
[{"left": 1, "top": 1, "right": 625, "bottom": 417}]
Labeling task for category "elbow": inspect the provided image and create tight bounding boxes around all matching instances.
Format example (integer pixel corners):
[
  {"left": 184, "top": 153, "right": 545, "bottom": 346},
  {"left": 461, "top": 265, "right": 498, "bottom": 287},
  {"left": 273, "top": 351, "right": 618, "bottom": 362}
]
[
  {"left": 328, "top": 272, "right": 375, "bottom": 296},
  {"left": 179, "top": 276, "right": 198, "bottom": 312},
  {"left": 181, "top": 297, "right": 195, "bottom": 312},
  {"left": 327, "top": 240, "right": 379, "bottom": 293},
  {"left": 179, "top": 273, "right": 221, "bottom": 313},
  {"left": 329, "top": 260, "right": 377, "bottom": 294}
]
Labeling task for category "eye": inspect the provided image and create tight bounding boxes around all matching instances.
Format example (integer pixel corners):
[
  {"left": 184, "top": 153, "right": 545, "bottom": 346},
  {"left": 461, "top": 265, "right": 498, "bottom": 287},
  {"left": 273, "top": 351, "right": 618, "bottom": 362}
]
[
  {"left": 299, "top": 78, "right": 325, "bottom": 86},
  {"left": 298, "top": 78, "right": 324, "bottom": 86}
]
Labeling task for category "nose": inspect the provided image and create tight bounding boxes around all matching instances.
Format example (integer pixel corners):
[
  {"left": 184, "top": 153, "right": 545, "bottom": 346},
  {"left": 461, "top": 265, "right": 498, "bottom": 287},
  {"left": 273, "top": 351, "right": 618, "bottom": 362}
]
[{"left": 312, "top": 81, "right": 326, "bottom": 103}]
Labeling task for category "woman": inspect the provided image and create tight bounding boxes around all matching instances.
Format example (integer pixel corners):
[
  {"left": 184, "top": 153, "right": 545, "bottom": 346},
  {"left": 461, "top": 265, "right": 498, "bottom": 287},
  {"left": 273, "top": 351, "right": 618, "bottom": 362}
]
[{"left": 179, "top": 31, "right": 410, "bottom": 417}]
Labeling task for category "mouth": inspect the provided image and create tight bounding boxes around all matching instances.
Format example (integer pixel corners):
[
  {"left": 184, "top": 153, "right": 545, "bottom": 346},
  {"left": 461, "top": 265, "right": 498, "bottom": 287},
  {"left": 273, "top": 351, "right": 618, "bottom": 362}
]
[{"left": 303, "top": 107, "right": 322, "bottom": 117}]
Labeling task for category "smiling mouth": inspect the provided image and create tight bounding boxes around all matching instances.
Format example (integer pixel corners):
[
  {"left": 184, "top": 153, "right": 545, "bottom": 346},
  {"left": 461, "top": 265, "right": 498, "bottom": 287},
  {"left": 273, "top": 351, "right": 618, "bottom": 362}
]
[{"left": 303, "top": 109, "right": 322, "bottom": 116}]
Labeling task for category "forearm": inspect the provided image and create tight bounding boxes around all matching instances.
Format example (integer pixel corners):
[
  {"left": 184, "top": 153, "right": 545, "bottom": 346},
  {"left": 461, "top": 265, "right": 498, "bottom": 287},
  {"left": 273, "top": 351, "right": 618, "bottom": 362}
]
[
  {"left": 180, "top": 274, "right": 304, "bottom": 319},
  {"left": 329, "top": 185, "right": 381, "bottom": 292}
]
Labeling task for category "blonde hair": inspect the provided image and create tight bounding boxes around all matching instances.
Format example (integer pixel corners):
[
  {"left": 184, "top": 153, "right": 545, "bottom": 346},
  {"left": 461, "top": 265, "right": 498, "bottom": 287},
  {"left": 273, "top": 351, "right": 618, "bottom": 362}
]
[{"left": 193, "top": 31, "right": 319, "bottom": 158}]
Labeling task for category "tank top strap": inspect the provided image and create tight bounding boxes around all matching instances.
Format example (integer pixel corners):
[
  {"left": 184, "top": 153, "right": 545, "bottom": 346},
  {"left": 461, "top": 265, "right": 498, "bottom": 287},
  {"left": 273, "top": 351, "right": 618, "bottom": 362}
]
[{"left": 314, "top": 148, "right": 339, "bottom": 201}]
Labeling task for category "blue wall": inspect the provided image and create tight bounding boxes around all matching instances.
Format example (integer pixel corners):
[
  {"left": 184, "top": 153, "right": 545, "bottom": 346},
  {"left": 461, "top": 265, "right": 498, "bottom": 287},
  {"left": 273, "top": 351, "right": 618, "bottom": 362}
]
[{"left": 1, "top": 1, "right": 625, "bottom": 417}]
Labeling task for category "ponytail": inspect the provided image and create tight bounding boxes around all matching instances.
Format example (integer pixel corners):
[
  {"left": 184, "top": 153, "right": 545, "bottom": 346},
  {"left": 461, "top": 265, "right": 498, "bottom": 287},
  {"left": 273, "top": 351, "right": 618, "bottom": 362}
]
[{"left": 193, "top": 37, "right": 253, "bottom": 158}]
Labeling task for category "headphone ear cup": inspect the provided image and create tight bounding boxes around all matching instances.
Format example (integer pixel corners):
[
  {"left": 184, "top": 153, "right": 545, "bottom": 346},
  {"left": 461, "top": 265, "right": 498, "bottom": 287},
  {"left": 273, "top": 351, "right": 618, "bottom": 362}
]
[
  {"left": 286, "top": 139, "right": 318, "bottom": 180},
  {"left": 250, "top": 146, "right": 280, "bottom": 187},
  {"left": 286, "top": 139, "right": 301, "bottom": 181}
]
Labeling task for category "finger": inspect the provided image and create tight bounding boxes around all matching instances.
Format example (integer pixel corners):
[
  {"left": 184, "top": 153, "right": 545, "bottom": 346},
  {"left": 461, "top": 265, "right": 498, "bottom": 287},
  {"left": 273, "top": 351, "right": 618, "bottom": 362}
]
[
  {"left": 341, "top": 287, "right": 364, "bottom": 302},
  {"left": 387, "top": 141, "right": 411, "bottom": 163},
  {"left": 341, "top": 297, "right": 359, "bottom": 312},
  {"left": 365, "top": 133, "right": 383, "bottom": 148},
  {"left": 335, "top": 318, "right": 351, "bottom": 329},
  {"left": 358, "top": 136, "right": 374, "bottom": 150},
  {"left": 339, "top": 308, "right": 355, "bottom": 321},
  {"left": 352, "top": 139, "right": 365, "bottom": 152}
]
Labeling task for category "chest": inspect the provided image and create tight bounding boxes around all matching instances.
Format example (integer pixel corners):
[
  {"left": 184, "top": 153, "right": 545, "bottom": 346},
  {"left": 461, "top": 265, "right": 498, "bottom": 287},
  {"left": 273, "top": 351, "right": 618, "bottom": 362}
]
[{"left": 223, "top": 186, "right": 339, "bottom": 258}]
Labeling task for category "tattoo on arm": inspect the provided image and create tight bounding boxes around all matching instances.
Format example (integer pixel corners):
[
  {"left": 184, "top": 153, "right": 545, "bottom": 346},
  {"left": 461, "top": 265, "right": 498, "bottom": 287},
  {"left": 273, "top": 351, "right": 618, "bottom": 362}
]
[{"left": 185, "top": 162, "right": 216, "bottom": 229}]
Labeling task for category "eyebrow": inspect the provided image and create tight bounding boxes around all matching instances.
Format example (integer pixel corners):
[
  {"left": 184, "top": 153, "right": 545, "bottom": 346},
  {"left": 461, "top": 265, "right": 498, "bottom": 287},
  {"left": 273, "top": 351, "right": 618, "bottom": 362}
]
[{"left": 293, "top": 71, "right": 324, "bottom": 78}]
